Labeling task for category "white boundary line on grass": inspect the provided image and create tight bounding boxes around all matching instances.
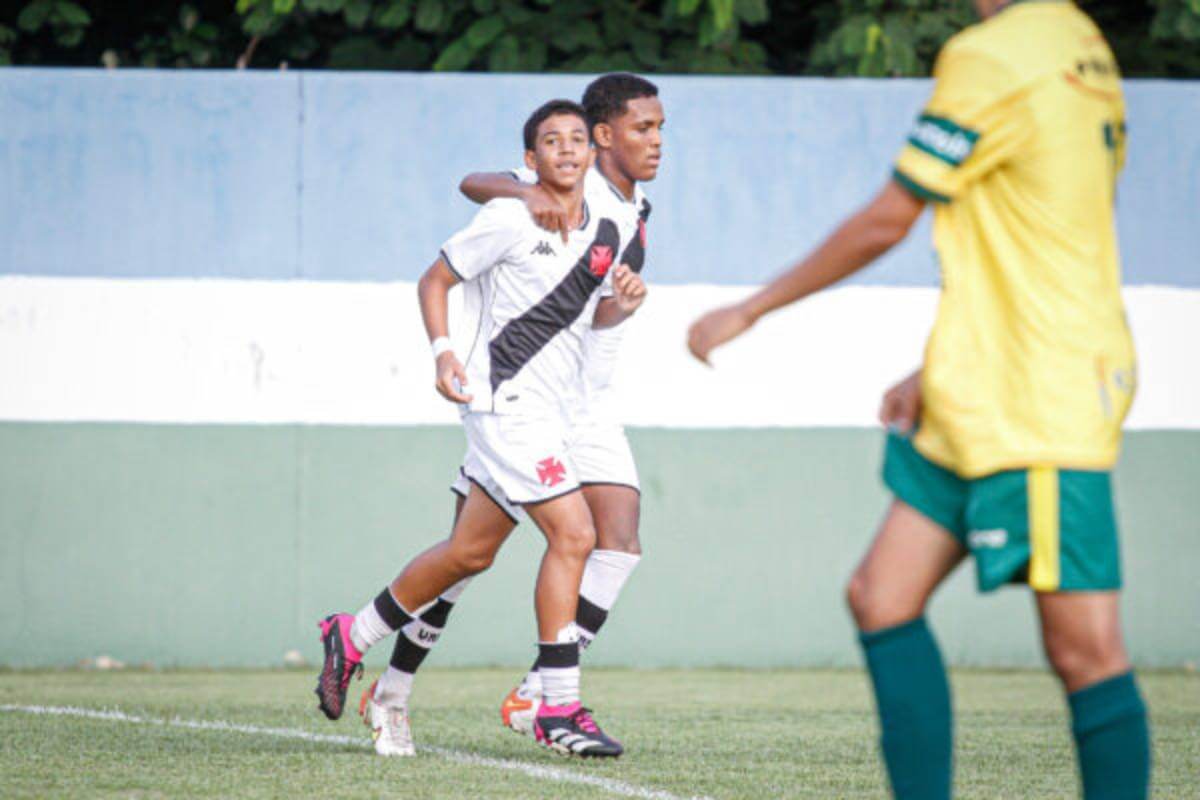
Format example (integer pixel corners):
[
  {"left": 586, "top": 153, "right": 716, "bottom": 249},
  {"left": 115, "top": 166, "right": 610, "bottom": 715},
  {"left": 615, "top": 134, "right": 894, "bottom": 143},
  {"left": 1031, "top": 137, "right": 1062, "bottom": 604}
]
[{"left": 0, "top": 704, "right": 711, "bottom": 800}]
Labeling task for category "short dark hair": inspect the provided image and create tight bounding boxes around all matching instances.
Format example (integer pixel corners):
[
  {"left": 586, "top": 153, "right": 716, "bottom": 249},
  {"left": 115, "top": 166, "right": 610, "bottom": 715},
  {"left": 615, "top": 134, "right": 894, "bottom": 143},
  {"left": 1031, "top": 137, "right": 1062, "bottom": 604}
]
[
  {"left": 523, "top": 99, "right": 590, "bottom": 150},
  {"left": 581, "top": 73, "right": 659, "bottom": 130}
]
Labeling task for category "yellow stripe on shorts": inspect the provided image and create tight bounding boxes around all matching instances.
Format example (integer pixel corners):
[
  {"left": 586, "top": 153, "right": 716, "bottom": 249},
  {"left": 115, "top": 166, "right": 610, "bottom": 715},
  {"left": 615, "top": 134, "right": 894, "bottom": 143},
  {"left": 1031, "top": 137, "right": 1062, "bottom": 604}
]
[{"left": 1028, "top": 466, "right": 1061, "bottom": 591}]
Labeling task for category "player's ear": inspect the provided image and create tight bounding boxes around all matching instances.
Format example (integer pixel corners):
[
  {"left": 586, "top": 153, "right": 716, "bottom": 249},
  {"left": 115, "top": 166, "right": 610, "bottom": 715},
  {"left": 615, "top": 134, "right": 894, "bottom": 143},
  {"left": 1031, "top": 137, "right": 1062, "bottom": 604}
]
[
  {"left": 523, "top": 149, "right": 536, "bottom": 170},
  {"left": 593, "top": 122, "right": 613, "bottom": 149}
]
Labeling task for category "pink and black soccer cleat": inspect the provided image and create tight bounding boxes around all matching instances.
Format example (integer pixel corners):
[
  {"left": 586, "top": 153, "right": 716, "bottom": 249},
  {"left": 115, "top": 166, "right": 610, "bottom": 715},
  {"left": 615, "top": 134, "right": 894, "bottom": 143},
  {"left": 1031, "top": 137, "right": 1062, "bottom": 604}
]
[
  {"left": 314, "top": 613, "right": 363, "bottom": 720},
  {"left": 533, "top": 702, "right": 623, "bottom": 758}
]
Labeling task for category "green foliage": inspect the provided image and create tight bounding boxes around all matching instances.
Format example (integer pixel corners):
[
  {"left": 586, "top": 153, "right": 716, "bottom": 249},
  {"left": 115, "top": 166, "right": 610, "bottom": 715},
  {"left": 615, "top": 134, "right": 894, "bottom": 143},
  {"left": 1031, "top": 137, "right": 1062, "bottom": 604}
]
[
  {"left": 808, "top": 0, "right": 974, "bottom": 77},
  {"left": 17, "top": 0, "right": 90, "bottom": 48},
  {"left": 133, "top": 5, "right": 227, "bottom": 68},
  {"left": 1144, "top": 0, "right": 1200, "bottom": 72},
  {"left": 0, "top": 1, "right": 1197, "bottom": 77},
  {"left": 227, "top": 0, "right": 770, "bottom": 73}
]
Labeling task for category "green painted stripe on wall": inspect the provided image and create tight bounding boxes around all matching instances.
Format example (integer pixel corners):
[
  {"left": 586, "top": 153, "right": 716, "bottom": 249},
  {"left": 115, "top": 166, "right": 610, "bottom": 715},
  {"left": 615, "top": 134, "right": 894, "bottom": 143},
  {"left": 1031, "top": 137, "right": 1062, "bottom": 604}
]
[{"left": 1, "top": 424, "right": 1196, "bottom": 669}]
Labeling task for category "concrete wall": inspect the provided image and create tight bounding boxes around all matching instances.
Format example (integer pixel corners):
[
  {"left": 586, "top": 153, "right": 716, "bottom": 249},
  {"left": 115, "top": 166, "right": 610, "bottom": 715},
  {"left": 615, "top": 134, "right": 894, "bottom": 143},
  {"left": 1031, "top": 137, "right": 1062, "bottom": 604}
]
[
  {"left": 1, "top": 70, "right": 1197, "bottom": 668},
  {"left": 2, "top": 425, "right": 1197, "bottom": 669},
  {"left": 3, "top": 70, "right": 1198, "bottom": 286}
]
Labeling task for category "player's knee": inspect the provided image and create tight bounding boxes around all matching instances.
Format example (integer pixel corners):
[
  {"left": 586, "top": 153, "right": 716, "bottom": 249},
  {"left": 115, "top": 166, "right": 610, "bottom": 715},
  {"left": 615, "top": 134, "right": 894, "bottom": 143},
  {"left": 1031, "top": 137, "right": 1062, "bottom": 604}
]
[
  {"left": 592, "top": 493, "right": 641, "bottom": 554},
  {"left": 845, "top": 572, "right": 874, "bottom": 627},
  {"left": 614, "top": 534, "right": 642, "bottom": 556},
  {"left": 547, "top": 523, "right": 596, "bottom": 560},
  {"left": 597, "top": 524, "right": 641, "bottom": 555},
  {"left": 845, "top": 571, "right": 923, "bottom": 631},
  {"left": 447, "top": 541, "right": 496, "bottom": 576},
  {"left": 1043, "top": 628, "right": 1128, "bottom": 688}
]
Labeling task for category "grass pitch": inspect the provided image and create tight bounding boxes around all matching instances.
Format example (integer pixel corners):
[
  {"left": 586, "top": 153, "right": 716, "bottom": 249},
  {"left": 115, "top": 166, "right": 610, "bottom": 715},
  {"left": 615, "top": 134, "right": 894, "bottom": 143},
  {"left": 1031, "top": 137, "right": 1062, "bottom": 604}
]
[{"left": 0, "top": 668, "right": 1195, "bottom": 799}]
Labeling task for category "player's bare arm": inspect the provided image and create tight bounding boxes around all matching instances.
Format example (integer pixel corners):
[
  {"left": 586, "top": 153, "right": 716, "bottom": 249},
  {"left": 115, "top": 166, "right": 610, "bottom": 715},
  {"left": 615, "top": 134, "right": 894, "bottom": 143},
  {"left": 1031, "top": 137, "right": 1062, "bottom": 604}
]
[
  {"left": 687, "top": 180, "right": 925, "bottom": 364},
  {"left": 593, "top": 264, "right": 647, "bottom": 330},
  {"left": 460, "top": 171, "right": 571, "bottom": 242},
  {"left": 416, "top": 258, "right": 472, "bottom": 404},
  {"left": 879, "top": 368, "right": 922, "bottom": 433}
]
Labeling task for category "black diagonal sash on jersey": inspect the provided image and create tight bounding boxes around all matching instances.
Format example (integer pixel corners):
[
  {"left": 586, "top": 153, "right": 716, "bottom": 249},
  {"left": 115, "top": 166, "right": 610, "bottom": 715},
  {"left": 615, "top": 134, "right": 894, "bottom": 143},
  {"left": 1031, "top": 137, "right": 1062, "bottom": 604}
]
[
  {"left": 618, "top": 199, "right": 652, "bottom": 274},
  {"left": 489, "top": 218, "right": 620, "bottom": 392}
]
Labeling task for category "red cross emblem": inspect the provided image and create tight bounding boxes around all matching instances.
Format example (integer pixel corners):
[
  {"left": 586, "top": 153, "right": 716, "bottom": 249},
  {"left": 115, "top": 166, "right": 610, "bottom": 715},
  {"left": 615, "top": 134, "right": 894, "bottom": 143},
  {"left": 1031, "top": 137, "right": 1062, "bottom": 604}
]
[
  {"left": 588, "top": 244, "right": 613, "bottom": 278},
  {"left": 536, "top": 457, "right": 566, "bottom": 487}
]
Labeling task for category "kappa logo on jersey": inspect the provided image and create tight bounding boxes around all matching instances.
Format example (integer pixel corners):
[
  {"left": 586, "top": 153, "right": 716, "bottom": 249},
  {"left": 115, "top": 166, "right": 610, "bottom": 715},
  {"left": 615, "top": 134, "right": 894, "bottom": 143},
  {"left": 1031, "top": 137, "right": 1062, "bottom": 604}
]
[
  {"left": 588, "top": 244, "right": 614, "bottom": 278},
  {"left": 531, "top": 241, "right": 556, "bottom": 257},
  {"left": 536, "top": 457, "right": 567, "bottom": 487}
]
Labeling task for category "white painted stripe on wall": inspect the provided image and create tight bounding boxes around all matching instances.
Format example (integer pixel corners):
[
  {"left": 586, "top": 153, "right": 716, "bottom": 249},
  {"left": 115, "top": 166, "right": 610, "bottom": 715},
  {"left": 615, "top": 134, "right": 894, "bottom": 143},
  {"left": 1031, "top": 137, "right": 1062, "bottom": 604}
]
[{"left": 1, "top": 277, "right": 1196, "bottom": 428}]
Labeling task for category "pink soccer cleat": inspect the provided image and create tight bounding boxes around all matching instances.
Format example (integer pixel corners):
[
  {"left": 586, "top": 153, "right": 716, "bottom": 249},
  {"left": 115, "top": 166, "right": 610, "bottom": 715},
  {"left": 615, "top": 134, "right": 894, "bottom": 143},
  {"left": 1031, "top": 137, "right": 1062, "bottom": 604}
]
[{"left": 314, "top": 613, "right": 363, "bottom": 720}]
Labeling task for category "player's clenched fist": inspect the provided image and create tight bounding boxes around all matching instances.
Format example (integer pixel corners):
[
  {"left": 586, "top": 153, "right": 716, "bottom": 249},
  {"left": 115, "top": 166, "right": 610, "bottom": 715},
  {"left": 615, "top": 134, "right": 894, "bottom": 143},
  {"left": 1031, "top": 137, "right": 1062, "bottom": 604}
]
[
  {"left": 878, "top": 369, "right": 921, "bottom": 434},
  {"left": 434, "top": 351, "right": 473, "bottom": 404},
  {"left": 687, "top": 303, "right": 755, "bottom": 365},
  {"left": 612, "top": 264, "right": 647, "bottom": 314},
  {"left": 521, "top": 184, "right": 570, "bottom": 243}
]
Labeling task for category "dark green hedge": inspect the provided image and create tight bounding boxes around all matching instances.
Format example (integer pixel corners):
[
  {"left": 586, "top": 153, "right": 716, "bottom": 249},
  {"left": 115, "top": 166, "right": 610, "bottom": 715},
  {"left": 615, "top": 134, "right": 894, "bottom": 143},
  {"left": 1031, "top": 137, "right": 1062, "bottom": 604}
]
[{"left": 2, "top": 1, "right": 1197, "bottom": 77}]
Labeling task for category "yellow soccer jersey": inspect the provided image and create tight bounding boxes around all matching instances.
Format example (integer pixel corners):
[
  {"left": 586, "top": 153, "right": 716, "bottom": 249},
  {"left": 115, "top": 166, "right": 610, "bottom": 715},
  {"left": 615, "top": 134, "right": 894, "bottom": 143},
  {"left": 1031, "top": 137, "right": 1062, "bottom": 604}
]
[{"left": 893, "top": 0, "right": 1136, "bottom": 478}]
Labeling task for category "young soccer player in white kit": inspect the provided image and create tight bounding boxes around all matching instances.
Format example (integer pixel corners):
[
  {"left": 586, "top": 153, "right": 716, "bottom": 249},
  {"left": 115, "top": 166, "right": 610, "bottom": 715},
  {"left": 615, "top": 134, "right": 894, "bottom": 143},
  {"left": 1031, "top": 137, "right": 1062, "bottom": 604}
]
[{"left": 315, "top": 99, "right": 647, "bottom": 759}]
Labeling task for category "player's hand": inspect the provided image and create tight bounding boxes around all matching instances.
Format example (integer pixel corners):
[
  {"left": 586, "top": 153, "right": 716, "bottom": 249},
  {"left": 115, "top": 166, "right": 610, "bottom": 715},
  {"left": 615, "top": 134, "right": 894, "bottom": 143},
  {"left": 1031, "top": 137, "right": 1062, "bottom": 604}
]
[
  {"left": 687, "top": 303, "right": 755, "bottom": 365},
  {"left": 611, "top": 264, "right": 647, "bottom": 315},
  {"left": 879, "top": 370, "right": 922, "bottom": 433},
  {"left": 434, "top": 351, "right": 473, "bottom": 404},
  {"left": 521, "top": 184, "right": 570, "bottom": 243}
]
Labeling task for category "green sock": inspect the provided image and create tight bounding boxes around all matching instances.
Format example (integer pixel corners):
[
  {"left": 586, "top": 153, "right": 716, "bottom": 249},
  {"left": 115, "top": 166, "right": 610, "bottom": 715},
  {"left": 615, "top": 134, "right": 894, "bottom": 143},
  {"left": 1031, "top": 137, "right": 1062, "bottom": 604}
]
[
  {"left": 859, "top": 617, "right": 953, "bottom": 800},
  {"left": 1069, "top": 671, "right": 1150, "bottom": 799}
]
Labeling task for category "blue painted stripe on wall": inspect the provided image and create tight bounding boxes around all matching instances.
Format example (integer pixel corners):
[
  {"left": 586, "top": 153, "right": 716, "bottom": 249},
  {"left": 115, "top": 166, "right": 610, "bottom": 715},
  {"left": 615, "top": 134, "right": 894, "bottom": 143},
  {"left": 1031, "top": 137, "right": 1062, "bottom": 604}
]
[{"left": 2, "top": 70, "right": 1197, "bottom": 286}]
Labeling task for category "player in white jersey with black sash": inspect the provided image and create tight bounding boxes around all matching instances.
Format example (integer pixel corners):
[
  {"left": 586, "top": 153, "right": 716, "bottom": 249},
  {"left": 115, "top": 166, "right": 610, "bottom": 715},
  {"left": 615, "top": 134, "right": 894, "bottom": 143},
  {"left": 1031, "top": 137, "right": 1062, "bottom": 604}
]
[
  {"left": 314, "top": 99, "right": 647, "bottom": 759},
  {"left": 450, "top": 74, "right": 661, "bottom": 735},
  {"left": 346, "top": 74, "right": 662, "bottom": 750}
]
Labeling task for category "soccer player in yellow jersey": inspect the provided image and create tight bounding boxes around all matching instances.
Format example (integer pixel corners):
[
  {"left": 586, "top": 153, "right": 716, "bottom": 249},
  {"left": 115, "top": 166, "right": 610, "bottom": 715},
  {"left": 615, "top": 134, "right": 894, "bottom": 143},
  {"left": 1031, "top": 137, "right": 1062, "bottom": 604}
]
[{"left": 688, "top": 1, "right": 1148, "bottom": 797}]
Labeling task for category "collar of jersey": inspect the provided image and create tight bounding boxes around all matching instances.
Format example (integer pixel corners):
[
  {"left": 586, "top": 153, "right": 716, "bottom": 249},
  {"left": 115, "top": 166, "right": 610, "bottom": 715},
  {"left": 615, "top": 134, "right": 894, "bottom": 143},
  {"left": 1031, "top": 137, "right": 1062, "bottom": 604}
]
[
  {"left": 594, "top": 166, "right": 638, "bottom": 206},
  {"left": 565, "top": 199, "right": 591, "bottom": 234}
]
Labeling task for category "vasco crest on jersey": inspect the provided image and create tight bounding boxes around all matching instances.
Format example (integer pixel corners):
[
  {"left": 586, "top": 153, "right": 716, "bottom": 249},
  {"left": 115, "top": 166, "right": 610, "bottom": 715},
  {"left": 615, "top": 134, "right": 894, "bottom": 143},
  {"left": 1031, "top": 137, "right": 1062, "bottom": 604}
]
[{"left": 588, "top": 243, "right": 614, "bottom": 278}]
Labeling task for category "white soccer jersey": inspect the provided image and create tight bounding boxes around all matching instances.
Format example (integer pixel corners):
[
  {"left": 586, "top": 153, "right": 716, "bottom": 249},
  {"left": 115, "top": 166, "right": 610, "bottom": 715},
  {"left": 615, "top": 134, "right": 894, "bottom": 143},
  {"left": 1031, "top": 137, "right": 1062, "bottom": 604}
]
[
  {"left": 510, "top": 166, "right": 651, "bottom": 423},
  {"left": 440, "top": 196, "right": 626, "bottom": 417}
]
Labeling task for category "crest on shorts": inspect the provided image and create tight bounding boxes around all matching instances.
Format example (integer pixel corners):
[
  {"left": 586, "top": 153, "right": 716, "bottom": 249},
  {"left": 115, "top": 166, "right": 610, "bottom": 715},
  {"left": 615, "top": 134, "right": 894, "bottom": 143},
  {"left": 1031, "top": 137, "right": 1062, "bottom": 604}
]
[
  {"left": 588, "top": 244, "right": 614, "bottom": 278},
  {"left": 536, "top": 456, "right": 566, "bottom": 487}
]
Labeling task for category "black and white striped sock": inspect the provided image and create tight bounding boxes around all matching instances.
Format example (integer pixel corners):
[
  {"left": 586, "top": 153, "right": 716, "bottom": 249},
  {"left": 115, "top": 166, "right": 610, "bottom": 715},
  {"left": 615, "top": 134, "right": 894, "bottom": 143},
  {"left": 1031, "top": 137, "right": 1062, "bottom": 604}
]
[
  {"left": 374, "top": 578, "right": 469, "bottom": 705},
  {"left": 349, "top": 587, "right": 413, "bottom": 654}
]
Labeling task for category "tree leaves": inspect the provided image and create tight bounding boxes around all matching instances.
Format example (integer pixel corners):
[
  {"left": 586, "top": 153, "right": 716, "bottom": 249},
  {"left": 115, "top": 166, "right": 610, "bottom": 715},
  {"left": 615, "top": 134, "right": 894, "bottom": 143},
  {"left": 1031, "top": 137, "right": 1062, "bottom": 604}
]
[
  {"left": 465, "top": 14, "right": 504, "bottom": 47},
  {"left": 375, "top": 0, "right": 412, "bottom": 29},
  {"left": 4, "top": 0, "right": 1198, "bottom": 79},
  {"left": 431, "top": 36, "right": 473, "bottom": 69},
  {"left": 413, "top": 0, "right": 445, "bottom": 32},
  {"left": 809, "top": 0, "right": 974, "bottom": 77},
  {"left": 17, "top": 0, "right": 55, "bottom": 32}
]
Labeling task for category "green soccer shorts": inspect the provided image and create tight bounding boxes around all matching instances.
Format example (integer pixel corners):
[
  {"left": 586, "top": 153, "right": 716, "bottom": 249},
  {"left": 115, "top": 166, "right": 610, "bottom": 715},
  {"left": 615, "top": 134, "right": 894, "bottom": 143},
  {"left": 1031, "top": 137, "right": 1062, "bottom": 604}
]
[{"left": 882, "top": 432, "right": 1122, "bottom": 593}]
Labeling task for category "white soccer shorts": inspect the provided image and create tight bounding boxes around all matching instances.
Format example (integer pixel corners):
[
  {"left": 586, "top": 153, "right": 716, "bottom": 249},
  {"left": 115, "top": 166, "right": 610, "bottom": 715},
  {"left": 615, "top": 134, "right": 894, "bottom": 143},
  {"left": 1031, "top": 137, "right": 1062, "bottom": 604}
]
[
  {"left": 452, "top": 412, "right": 580, "bottom": 515},
  {"left": 566, "top": 420, "right": 640, "bottom": 492},
  {"left": 450, "top": 416, "right": 639, "bottom": 517},
  {"left": 451, "top": 448, "right": 524, "bottom": 522}
]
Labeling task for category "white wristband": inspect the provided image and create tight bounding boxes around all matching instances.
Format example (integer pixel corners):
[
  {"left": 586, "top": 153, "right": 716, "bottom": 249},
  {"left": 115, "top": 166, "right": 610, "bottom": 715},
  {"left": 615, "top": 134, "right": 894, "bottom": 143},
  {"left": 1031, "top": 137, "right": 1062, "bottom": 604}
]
[{"left": 431, "top": 336, "right": 454, "bottom": 359}]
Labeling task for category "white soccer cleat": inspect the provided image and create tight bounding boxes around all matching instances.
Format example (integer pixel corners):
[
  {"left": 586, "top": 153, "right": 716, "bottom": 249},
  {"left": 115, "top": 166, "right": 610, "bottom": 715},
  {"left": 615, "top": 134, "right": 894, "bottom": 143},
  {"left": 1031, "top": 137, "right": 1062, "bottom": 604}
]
[
  {"left": 499, "top": 684, "right": 540, "bottom": 736},
  {"left": 359, "top": 680, "right": 415, "bottom": 757}
]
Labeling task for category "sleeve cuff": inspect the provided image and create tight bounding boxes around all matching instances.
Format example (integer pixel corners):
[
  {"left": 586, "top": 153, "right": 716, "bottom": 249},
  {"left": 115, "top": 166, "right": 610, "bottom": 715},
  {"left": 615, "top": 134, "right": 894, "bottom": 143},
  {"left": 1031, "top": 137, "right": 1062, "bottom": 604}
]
[
  {"left": 439, "top": 249, "right": 466, "bottom": 281},
  {"left": 892, "top": 168, "right": 951, "bottom": 204}
]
